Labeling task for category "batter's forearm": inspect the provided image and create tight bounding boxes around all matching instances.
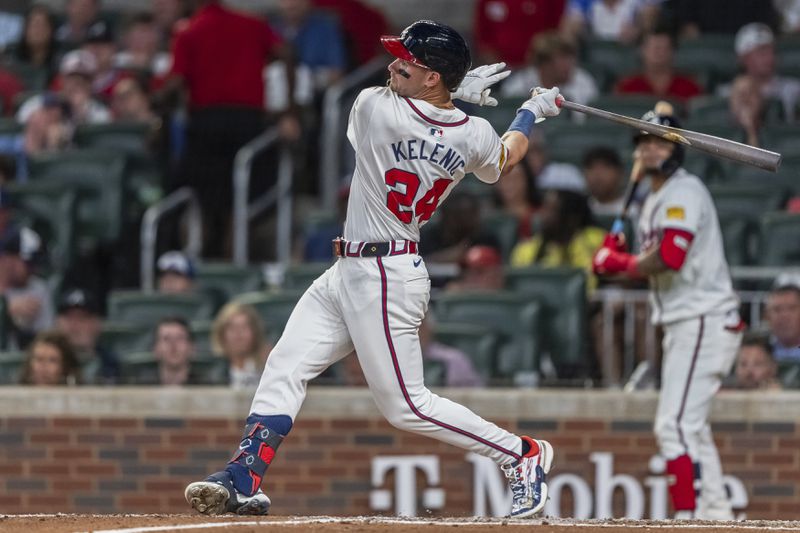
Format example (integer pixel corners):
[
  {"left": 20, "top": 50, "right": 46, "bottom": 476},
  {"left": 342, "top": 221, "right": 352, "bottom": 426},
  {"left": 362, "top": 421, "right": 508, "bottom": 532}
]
[
  {"left": 635, "top": 246, "right": 669, "bottom": 276},
  {"left": 499, "top": 131, "right": 528, "bottom": 176}
]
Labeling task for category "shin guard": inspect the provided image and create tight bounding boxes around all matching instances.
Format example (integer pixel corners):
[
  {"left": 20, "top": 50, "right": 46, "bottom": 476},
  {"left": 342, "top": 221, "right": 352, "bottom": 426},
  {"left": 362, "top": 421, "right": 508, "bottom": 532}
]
[
  {"left": 226, "top": 414, "right": 292, "bottom": 496},
  {"left": 666, "top": 454, "right": 697, "bottom": 511}
]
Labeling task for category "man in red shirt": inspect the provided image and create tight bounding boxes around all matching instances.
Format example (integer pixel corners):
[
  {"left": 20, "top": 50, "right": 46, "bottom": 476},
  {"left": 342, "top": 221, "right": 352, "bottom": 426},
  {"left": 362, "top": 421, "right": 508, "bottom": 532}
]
[
  {"left": 161, "top": 0, "right": 298, "bottom": 258},
  {"left": 473, "top": 0, "right": 566, "bottom": 67},
  {"left": 615, "top": 28, "right": 703, "bottom": 102}
]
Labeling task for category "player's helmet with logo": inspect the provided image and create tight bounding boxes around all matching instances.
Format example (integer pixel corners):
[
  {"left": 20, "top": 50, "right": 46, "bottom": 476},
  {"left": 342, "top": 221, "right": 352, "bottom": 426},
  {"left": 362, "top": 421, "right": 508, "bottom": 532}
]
[
  {"left": 381, "top": 20, "right": 472, "bottom": 92},
  {"left": 633, "top": 107, "right": 685, "bottom": 177}
]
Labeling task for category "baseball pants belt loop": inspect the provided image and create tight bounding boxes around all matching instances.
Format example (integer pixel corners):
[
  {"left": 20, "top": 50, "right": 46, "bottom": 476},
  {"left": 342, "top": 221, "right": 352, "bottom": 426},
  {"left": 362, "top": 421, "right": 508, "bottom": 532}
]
[{"left": 333, "top": 237, "right": 418, "bottom": 258}]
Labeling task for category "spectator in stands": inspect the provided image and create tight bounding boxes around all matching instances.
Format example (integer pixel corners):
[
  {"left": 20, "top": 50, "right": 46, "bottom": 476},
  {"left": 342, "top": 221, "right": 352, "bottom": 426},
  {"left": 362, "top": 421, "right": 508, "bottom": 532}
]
[
  {"left": 19, "top": 330, "right": 80, "bottom": 386},
  {"left": 152, "top": 316, "right": 198, "bottom": 386},
  {"left": 733, "top": 332, "right": 782, "bottom": 390},
  {"left": 313, "top": 0, "right": 389, "bottom": 67},
  {"left": 615, "top": 27, "right": 703, "bottom": 102},
  {"left": 111, "top": 77, "right": 159, "bottom": 124},
  {"left": 494, "top": 160, "right": 538, "bottom": 241},
  {"left": 664, "top": 0, "right": 779, "bottom": 38},
  {"left": 21, "top": 92, "right": 71, "bottom": 156},
  {"left": 211, "top": 302, "right": 271, "bottom": 389},
  {"left": 271, "top": 0, "right": 348, "bottom": 91},
  {"left": 158, "top": 0, "right": 299, "bottom": 259},
  {"left": 0, "top": 7, "right": 24, "bottom": 50},
  {"left": 446, "top": 245, "right": 505, "bottom": 293},
  {"left": 114, "top": 12, "right": 171, "bottom": 79},
  {"left": 717, "top": 23, "right": 800, "bottom": 123},
  {"left": 152, "top": 0, "right": 186, "bottom": 50},
  {"left": 419, "top": 192, "right": 500, "bottom": 264},
  {"left": 156, "top": 250, "right": 196, "bottom": 294},
  {"left": 419, "top": 314, "right": 484, "bottom": 387},
  {"left": 473, "top": 0, "right": 567, "bottom": 66},
  {"left": 728, "top": 75, "right": 766, "bottom": 147},
  {"left": 582, "top": 146, "right": 628, "bottom": 216},
  {"left": 775, "top": 0, "right": 800, "bottom": 33},
  {"left": 561, "top": 0, "right": 662, "bottom": 43},
  {"left": 54, "top": 0, "right": 103, "bottom": 50},
  {"left": 0, "top": 227, "right": 53, "bottom": 349},
  {"left": 82, "top": 20, "right": 123, "bottom": 101},
  {"left": 54, "top": 287, "right": 119, "bottom": 385},
  {"left": 526, "top": 132, "right": 587, "bottom": 193},
  {"left": 510, "top": 188, "right": 605, "bottom": 290},
  {"left": 765, "top": 284, "right": 800, "bottom": 362},
  {"left": 500, "top": 31, "right": 599, "bottom": 111},
  {"left": 9, "top": 5, "right": 59, "bottom": 82},
  {"left": 18, "top": 50, "right": 112, "bottom": 126}
]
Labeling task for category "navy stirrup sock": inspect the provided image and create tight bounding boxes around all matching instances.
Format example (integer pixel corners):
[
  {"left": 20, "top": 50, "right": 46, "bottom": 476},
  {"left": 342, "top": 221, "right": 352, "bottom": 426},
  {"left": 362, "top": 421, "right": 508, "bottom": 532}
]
[{"left": 225, "top": 414, "right": 293, "bottom": 496}]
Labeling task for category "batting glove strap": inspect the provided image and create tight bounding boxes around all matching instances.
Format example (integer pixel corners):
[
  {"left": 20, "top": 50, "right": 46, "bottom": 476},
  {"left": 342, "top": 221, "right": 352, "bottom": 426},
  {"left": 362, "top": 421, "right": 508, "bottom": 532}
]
[{"left": 517, "top": 86, "right": 561, "bottom": 121}]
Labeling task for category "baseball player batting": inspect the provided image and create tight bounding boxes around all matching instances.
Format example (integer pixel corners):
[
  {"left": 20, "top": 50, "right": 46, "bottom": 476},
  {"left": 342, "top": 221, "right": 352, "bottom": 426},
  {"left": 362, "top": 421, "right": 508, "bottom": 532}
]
[
  {"left": 184, "top": 20, "right": 561, "bottom": 518},
  {"left": 592, "top": 104, "right": 743, "bottom": 519}
]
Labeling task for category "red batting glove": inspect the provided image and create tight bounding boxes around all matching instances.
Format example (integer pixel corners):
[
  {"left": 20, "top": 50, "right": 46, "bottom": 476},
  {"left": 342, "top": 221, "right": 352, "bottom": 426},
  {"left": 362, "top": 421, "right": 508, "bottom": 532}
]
[
  {"left": 601, "top": 232, "right": 627, "bottom": 253},
  {"left": 592, "top": 247, "right": 639, "bottom": 277}
]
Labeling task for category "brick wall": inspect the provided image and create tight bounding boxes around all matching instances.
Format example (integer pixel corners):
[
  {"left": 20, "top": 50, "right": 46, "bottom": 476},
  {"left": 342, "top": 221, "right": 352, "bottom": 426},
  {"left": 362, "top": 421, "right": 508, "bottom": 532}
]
[{"left": 0, "top": 388, "right": 798, "bottom": 518}]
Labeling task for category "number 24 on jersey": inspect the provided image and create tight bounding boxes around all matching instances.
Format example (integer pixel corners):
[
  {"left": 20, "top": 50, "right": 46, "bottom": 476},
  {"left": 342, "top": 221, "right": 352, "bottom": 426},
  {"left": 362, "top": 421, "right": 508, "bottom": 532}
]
[{"left": 385, "top": 168, "right": 451, "bottom": 224}]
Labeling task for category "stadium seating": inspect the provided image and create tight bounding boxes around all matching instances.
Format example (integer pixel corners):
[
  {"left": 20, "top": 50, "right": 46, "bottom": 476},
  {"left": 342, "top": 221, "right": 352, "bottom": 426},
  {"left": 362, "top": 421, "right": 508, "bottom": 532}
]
[
  {"left": 434, "top": 291, "right": 541, "bottom": 382},
  {"left": 27, "top": 149, "right": 128, "bottom": 245},
  {"left": 717, "top": 214, "right": 757, "bottom": 267},
  {"left": 432, "top": 322, "right": 499, "bottom": 381},
  {"left": 541, "top": 120, "right": 632, "bottom": 166},
  {"left": 195, "top": 262, "right": 264, "bottom": 300},
  {"left": 117, "top": 351, "right": 228, "bottom": 385},
  {"left": 98, "top": 322, "right": 154, "bottom": 360},
  {"left": 505, "top": 267, "right": 588, "bottom": 378},
  {"left": 674, "top": 34, "right": 736, "bottom": 91},
  {"left": 710, "top": 185, "right": 788, "bottom": 220},
  {"left": 584, "top": 39, "right": 638, "bottom": 82},
  {"left": 480, "top": 211, "right": 518, "bottom": 261},
  {"left": 73, "top": 122, "right": 151, "bottom": 154},
  {"left": 2, "top": 61, "right": 48, "bottom": 91},
  {"left": 282, "top": 262, "right": 331, "bottom": 291},
  {"left": 108, "top": 291, "right": 217, "bottom": 325},
  {"left": 473, "top": 98, "right": 525, "bottom": 132},
  {"left": 778, "top": 361, "right": 800, "bottom": 389},
  {"left": 190, "top": 320, "right": 213, "bottom": 356},
  {"left": 233, "top": 290, "right": 305, "bottom": 342},
  {"left": 0, "top": 296, "right": 9, "bottom": 351},
  {"left": 759, "top": 212, "right": 800, "bottom": 266},
  {"left": 585, "top": 94, "right": 680, "bottom": 122},
  {"left": 0, "top": 350, "right": 24, "bottom": 384}
]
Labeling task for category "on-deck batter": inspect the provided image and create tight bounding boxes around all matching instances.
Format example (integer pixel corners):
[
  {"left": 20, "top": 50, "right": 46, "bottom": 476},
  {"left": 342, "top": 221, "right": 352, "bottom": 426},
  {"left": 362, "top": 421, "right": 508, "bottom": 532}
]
[
  {"left": 592, "top": 106, "right": 742, "bottom": 519},
  {"left": 184, "top": 19, "right": 561, "bottom": 518}
]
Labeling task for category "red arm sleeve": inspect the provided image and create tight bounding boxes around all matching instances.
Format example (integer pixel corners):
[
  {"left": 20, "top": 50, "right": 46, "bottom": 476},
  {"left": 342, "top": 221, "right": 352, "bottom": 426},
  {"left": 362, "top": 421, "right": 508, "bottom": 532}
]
[{"left": 660, "top": 228, "right": 694, "bottom": 270}]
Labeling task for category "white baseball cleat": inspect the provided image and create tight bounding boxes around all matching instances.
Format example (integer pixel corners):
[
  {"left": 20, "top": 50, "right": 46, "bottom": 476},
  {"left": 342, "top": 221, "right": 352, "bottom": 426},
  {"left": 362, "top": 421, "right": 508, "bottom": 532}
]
[
  {"left": 502, "top": 438, "right": 554, "bottom": 518},
  {"left": 185, "top": 470, "right": 271, "bottom": 515}
]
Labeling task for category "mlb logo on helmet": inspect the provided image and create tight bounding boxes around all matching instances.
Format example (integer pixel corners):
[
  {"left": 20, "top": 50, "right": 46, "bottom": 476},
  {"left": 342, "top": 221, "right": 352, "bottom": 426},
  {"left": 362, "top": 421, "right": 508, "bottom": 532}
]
[{"left": 430, "top": 127, "right": 443, "bottom": 138}]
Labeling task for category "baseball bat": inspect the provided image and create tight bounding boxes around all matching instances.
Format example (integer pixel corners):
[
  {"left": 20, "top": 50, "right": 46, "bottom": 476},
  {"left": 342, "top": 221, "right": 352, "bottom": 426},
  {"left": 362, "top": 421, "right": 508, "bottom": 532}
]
[
  {"left": 555, "top": 99, "right": 782, "bottom": 172},
  {"left": 610, "top": 151, "right": 643, "bottom": 235}
]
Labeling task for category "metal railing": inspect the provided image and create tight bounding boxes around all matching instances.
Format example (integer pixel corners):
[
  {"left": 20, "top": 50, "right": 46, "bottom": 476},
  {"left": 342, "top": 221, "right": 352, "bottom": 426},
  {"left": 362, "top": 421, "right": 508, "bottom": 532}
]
[
  {"left": 320, "top": 57, "right": 387, "bottom": 210},
  {"left": 140, "top": 186, "right": 202, "bottom": 293},
  {"left": 232, "top": 128, "right": 294, "bottom": 267}
]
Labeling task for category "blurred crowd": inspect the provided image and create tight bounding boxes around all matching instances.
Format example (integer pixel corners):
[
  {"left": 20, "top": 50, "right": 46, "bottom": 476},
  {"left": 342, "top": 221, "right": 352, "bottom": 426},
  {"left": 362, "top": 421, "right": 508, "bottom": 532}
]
[{"left": 0, "top": 0, "right": 799, "bottom": 390}]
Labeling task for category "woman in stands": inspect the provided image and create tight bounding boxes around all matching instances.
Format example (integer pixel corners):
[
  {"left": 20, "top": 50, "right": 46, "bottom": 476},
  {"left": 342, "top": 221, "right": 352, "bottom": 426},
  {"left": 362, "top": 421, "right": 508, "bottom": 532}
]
[
  {"left": 10, "top": 5, "right": 59, "bottom": 82},
  {"left": 19, "top": 329, "right": 80, "bottom": 386},
  {"left": 211, "top": 302, "right": 271, "bottom": 389}
]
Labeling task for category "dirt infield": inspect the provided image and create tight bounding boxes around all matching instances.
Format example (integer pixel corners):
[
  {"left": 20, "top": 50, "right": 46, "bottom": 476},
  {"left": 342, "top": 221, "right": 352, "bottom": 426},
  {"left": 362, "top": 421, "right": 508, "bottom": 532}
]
[{"left": 3, "top": 515, "right": 800, "bottom": 533}]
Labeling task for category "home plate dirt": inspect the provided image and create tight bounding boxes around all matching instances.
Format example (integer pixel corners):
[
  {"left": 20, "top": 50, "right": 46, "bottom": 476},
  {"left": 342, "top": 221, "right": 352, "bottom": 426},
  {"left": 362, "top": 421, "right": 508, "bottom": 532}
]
[{"left": 2, "top": 515, "right": 800, "bottom": 533}]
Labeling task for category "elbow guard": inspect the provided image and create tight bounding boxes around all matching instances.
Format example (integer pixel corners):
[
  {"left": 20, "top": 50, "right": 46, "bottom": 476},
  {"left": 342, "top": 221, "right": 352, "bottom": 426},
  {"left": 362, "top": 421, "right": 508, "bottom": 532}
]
[{"left": 660, "top": 228, "right": 694, "bottom": 270}]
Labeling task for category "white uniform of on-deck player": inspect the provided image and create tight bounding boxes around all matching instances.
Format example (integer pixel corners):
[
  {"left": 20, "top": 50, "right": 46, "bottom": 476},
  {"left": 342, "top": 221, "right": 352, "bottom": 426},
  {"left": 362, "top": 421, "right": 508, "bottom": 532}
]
[
  {"left": 637, "top": 167, "right": 742, "bottom": 519},
  {"left": 343, "top": 86, "right": 506, "bottom": 242}
]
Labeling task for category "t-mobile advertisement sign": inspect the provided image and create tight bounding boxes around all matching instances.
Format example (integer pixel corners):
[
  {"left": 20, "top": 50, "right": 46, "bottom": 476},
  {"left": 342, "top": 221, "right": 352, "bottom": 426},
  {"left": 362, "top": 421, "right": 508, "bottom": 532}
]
[{"left": 370, "top": 452, "right": 748, "bottom": 519}]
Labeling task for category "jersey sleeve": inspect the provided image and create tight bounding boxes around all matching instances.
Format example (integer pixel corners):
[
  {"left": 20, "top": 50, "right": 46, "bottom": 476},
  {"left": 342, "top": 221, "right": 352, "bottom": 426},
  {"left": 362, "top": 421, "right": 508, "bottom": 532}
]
[
  {"left": 466, "top": 117, "right": 507, "bottom": 184},
  {"left": 654, "top": 183, "right": 702, "bottom": 235},
  {"left": 346, "top": 87, "right": 381, "bottom": 150}
]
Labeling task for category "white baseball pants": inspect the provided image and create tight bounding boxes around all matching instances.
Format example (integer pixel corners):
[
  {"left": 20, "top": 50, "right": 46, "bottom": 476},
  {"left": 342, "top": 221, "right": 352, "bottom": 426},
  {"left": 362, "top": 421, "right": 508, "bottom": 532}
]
[
  {"left": 655, "top": 313, "right": 741, "bottom": 516},
  {"left": 250, "top": 253, "right": 524, "bottom": 465}
]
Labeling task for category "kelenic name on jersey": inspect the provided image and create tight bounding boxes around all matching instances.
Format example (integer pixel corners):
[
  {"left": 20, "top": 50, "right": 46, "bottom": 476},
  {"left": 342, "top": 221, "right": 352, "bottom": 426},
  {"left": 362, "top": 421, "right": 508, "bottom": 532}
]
[{"left": 390, "top": 139, "right": 466, "bottom": 177}]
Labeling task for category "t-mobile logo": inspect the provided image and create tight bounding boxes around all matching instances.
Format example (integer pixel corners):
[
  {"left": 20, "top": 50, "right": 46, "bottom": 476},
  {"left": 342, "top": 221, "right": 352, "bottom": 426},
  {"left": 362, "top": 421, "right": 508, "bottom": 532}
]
[{"left": 370, "top": 456, "right": 445, "bottom": 516}]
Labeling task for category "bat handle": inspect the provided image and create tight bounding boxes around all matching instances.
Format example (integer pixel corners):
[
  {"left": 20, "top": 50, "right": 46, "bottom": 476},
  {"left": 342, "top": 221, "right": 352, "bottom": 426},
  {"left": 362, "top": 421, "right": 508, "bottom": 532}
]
[{"left": 610, "top": 218, "right": 625, "bottom": 235}]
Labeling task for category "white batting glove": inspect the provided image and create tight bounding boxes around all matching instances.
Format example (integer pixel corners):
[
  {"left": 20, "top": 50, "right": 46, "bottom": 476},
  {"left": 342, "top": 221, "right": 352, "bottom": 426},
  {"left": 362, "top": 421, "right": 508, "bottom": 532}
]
[
  {"left": 450, "top": 62, "right": 511, "bottom": 107},
  {"left": 518, "top": 86, "right": 562, "bottom": 123}
]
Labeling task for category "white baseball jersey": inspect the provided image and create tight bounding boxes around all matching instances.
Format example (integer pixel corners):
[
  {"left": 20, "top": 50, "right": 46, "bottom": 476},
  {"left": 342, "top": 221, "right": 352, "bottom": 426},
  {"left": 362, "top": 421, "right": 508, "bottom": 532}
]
[
  {"left": 637, "top": 168, "right": 739, "bottom": 325},
  {"left": 343, "top": 86, "right": 507, "bottom": 242}
]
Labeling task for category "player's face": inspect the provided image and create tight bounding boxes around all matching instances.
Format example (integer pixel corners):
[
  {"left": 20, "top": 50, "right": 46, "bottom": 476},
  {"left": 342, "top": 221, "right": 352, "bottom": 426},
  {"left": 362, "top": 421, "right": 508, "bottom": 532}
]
[
  {"left": 387, "top": 58, "right": 431, "bottom": 97},
  {"left": 637, "top": 137, "right": 674, "bottom": 174}
]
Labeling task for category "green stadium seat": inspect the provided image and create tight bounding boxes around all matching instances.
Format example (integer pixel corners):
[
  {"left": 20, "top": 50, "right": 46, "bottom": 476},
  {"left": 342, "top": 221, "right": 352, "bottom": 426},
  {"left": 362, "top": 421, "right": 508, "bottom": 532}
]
[
  {"left": 687, "top": 95, "right": 782, "bottom": 127},
  {"left": 710, "top": 185, "right": 788, "bottom": 220},
  {"left": 481, "top": 212, "right": 518, "bottom": 261},
  {"left": 586, "top": 95, "right": 681, "bottom": 123},
  {"left": 234, "top": 290, "right": 304, "bottom": 342},
  {"left": 195, "top": 262, "right": 264, "bottom": 300},
  {"left": 717, "top": 214, "right": 757, "bottom": 266},
  {"left": 2, "top": 61, "right": 48, "bottom": 91},
  {"left": 0, "top": 296, "right": 8, "bottom": 351},
  {"left": 98, "top": 321, "right": 153, "bottom": 359},
  {"left": 73, "top": 122, "right": 151, "bottom": 154},
  {"left": 474, "top": 98, "right": 525, "bottom": 132},
  {"left": 434, "top": 291, "right": 542, "bottom": 382},
  {"left": 7, "top": 182, "right": 79, "bottom": 270},
  {"left": 764, "top": 124, "right": 800, "bottom": 157},
  {"left": 117, "top": 351, "right": 228, "bottom": 385},
  {"left": 505, "top": 267, "right": 588, "bottom": 378},
  {"left": 432, "top": 322, "right": 499, "bottom": 382},
  {"left": 423, "top": 359, "right": 446, "bottom": 387},
  {"left": 759, "top": 213, "right": 800, "bottom": 266},
  {"left": 674, "top": 35, "right": 736, "bottom": 91},
  {"left": 0, "top": 117, "right": 22, "bottom": 135},
  {"left": 27, "top": 149, "right": 128, "bottom": 244},
  {"left": 283, "top": 263, "right": 332, "bottom": 291},
  {"left": 0, "top": 350, "right": 25, "bottom": 384},
  {"left": 724, "top": 160, "right": 800, "bottom": 196},
  {"left": 190, "top": 320, "right": 214, "bottom": 357},
  {"left": 541, "top": 121, "right": 631, "bottom": 166},
  {"left": 778, "top": 361, "right": 800, "bottom": 389},
  {"left": 108, "top": 291, "right": 216, "bottom": 325},
  {"left": 585, "top": 39, "right": 638, "bottom": 81}
]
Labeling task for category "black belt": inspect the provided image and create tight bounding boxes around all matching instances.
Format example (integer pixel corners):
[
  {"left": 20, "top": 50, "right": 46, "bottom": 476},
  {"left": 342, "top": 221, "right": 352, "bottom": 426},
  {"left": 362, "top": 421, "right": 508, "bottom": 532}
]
[{"left": 333, "top": 238, "right": 419, "bottom": 258}]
